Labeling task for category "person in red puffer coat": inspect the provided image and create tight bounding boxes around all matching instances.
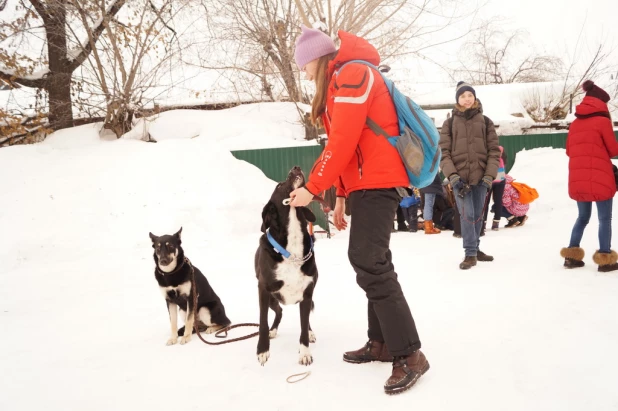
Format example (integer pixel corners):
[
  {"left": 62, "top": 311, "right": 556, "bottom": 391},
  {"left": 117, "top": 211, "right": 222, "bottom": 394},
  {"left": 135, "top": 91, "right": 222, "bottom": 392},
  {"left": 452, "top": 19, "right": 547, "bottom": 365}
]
[
  {"left": 560, "top": 80, "right": 618, "bottom": 272},
  {"left": 288, "top": 26, "right": 428, "bottom": 395}
]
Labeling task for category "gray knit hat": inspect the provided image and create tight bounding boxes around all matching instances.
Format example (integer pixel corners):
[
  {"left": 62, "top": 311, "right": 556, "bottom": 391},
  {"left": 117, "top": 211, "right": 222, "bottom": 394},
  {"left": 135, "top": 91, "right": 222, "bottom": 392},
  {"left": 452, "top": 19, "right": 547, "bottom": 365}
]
[{"left": 455, "top": 81, "right": 476, "bottom": 102}]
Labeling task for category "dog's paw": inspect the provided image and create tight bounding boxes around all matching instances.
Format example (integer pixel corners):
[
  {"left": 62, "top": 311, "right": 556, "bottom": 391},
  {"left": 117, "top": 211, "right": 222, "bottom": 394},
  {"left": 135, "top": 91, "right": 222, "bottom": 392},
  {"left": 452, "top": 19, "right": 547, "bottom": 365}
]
[
  {"left": 205, "top": 325, "right": 223, "bottom": 334},
  {"left": 298, "top": 345, "right": 313, "bottom": 366},
  {"left": 257, "top": 351, "right": 270, "bottom": 366},
  {"left": 269, "top": 329, "right": 278, "bottom": 339},
  {"left": 309, "top": 330, "right": 316, "bottom": 343},
  {"left": 166, "top": 336, "right": 178, "bottom": 346},
  {"left": 179, "top": 335, "right": 192, "bottom": 345}
]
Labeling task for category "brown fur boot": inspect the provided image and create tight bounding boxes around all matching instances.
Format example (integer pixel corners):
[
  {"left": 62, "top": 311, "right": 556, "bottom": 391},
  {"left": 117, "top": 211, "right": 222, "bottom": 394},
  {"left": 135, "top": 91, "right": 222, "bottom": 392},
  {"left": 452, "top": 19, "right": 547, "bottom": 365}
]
[
  {"left": 560, "top": 247, "right": 585, "bottom": 269},
  {"left": 592, "top": 250, "right": 618, "bottom": 272},
  {"left": 424, "top": 220, "right": 441, "bottom": 234}
]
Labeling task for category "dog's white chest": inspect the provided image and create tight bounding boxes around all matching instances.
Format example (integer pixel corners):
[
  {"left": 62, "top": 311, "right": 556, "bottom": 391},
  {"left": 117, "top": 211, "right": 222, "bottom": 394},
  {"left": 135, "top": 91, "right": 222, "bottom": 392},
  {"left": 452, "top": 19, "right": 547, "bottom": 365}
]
[
  {"left": 274, "top": 208, "right": 313, "bottom": 305},
  {"left": 159, "top": 281, "right": 191, "bottom": 299},
  {"left": 274, "top": 261, "right": 313, "bottom": 305}
]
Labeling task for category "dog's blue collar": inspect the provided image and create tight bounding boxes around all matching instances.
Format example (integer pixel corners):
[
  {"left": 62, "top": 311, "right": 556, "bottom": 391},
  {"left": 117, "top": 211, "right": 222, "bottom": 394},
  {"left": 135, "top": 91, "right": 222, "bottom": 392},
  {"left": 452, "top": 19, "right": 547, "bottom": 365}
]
[{"left": 266, "top": 228, "right": 313, "bottom": 264}]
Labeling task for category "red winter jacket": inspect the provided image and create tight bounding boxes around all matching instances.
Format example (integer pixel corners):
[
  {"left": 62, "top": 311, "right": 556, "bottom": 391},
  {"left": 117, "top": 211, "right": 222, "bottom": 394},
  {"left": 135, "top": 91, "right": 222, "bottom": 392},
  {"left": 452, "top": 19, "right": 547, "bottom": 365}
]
[
  {"left": 566, "top": 96, "right": 618, "bottom": 202},
  {"left": 305, "top": 31, "right": 408, "bottom": 197}
]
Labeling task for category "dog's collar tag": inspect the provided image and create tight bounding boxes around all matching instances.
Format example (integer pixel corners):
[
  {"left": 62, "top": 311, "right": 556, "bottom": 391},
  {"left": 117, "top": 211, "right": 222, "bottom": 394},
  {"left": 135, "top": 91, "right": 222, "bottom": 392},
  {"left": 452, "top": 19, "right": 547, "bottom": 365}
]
[{"left": 266, "top": 229, "right": 313, "bottom": 264}]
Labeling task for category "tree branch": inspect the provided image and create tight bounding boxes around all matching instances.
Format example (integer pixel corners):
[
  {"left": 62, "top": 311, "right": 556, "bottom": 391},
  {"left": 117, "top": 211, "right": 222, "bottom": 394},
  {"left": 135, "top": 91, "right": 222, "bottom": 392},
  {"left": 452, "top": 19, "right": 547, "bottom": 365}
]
[
  {"left": 28, "top": 0, "right": 48, "bottom": 20},
  {"left": 0, "top": 70, "right": 46, "bottom": 88},
  {"left": 294, "top": 0, "right": 311, "bottom": 26},
  {"left": 67, "top": 0, "right": 127, "bottom": 72}
]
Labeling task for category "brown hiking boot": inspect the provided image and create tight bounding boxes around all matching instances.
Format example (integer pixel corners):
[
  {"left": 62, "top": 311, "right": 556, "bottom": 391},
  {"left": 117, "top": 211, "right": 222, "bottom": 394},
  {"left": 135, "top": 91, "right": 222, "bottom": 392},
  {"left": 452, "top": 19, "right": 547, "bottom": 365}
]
[
  {"left": 343, "top": 340, "right": 393, "bottom": 364},
  {"left": 477, "top": 250, "right": 494, "bottom": 262},
  {"left": 384, "top": 350, "right": 430, "bottom": 395},
  {"left": 459, "top": 256, "right": 477, "bottom": 270}
]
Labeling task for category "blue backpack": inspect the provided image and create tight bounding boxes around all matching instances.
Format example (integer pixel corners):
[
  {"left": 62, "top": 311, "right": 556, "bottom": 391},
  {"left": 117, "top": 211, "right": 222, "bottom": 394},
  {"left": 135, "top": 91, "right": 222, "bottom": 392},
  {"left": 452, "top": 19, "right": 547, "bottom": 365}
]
[{"left": 336, "top": 60, "right": 441, "bottom": 189}]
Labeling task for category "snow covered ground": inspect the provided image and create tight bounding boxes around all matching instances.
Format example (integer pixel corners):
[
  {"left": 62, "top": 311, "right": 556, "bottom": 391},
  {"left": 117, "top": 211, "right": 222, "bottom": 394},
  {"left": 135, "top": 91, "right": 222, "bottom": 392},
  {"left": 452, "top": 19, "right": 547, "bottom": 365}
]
[{"left": 1, "top": 106, "right": 618, "bottom": 411}]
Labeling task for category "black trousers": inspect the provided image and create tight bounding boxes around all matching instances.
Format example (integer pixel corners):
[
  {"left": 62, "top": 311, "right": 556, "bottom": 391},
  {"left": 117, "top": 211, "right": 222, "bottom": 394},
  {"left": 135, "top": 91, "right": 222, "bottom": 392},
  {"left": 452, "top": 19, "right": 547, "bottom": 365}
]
[
  {"left": 402, "top": 204, "right": 419, "bottom": 228},
  {"left": 348, "top": 189, "right": 421, "bottom": 356},
  {"left": 396, "top": 206, "right": 407, "bottom": 229}
]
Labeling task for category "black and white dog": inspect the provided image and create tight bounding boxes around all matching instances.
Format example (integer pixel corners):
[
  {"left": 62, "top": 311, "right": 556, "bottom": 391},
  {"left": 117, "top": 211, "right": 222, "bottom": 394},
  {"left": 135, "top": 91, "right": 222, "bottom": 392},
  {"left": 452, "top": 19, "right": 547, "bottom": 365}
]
[
  {"left": 150, "top": 228, "right": 231, "bottom": 345},
  {"left": 255, "top": 166, "right": 318, "bottom": 366}
]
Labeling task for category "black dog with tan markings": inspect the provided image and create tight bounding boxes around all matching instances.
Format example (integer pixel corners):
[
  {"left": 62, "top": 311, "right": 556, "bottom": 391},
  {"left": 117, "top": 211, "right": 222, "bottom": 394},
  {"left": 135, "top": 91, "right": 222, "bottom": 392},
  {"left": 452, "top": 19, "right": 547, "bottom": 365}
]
[{"left": 150, "top": 228, "right": 231, "bottom": 345}]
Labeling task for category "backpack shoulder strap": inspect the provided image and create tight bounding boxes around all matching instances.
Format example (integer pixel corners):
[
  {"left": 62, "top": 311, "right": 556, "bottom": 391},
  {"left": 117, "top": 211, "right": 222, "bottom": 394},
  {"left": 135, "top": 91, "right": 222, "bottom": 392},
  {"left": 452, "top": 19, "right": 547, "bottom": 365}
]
[
  {"left": 337, "top": 60, "right": 390, "bottom": 140},
  {"left": 366, "top": 117, "right": 390, "bottom": 139}
]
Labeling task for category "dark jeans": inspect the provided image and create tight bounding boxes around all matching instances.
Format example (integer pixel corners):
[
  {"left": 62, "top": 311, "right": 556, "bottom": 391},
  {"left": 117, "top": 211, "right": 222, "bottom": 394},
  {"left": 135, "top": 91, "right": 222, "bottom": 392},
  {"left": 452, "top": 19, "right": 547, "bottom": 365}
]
[
  {"left": 453, "top": 184, "right": 489, "bottom": 256},
  {"left": 501, "top": 206, "right": 513, "bottom": 219},
  {"left": 348, "top": 189, "right": 421, "bottom": 356},
  {"left": 423, "top": 193, "right": 437, "bottom": 221},
  {"left": 483, "top": 180, "right": 506, "bottom": 224},
  {"left": 568, "top": 199, "right": 613, "bottom": 253}
]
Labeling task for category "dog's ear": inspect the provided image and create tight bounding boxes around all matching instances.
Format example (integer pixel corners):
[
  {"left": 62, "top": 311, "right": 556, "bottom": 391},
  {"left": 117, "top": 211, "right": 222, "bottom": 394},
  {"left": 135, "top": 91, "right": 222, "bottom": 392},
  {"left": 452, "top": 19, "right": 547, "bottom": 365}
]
[
  {"left": 174, "top": 227, "right": 182, "bottom": 241},
  {"left": 261, "top": 201, "right": 277, "bottom": 233},
  {"left": 300, "top": 207, "right": 316, "bottom": 223},
  {"left": 149, "top": 232, "right": 158, "bottom": 246}
]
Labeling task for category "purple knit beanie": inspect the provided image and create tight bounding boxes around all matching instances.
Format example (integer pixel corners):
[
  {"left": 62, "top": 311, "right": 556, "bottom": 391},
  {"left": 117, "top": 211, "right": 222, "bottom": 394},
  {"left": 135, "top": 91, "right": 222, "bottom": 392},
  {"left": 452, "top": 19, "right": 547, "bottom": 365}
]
[{"left": 294, "top": 26, "right": 337, "bottom": 70}]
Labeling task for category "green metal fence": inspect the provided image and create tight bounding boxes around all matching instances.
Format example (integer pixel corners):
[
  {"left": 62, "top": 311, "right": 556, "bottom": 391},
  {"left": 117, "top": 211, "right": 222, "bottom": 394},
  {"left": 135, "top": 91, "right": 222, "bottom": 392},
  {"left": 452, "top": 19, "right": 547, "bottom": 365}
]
[
  {"left": 500, "top": 131, "right": 618, "bottom": 172},
  {"left": 232, "top": 131, "right": 618, "bottom": 234},
  {"left": 231, "top": 145, "right": 330, "bottom": 235},
  {"left": 500, "top": 133, "right": 568, "bottom": 172}
]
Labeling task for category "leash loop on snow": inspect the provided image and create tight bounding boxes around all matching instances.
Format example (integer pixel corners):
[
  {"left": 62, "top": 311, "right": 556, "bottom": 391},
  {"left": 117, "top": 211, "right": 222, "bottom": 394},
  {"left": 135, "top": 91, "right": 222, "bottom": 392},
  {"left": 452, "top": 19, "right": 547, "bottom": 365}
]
[{"left": 286, "top": 371, "right": 311, "bottom": 384}]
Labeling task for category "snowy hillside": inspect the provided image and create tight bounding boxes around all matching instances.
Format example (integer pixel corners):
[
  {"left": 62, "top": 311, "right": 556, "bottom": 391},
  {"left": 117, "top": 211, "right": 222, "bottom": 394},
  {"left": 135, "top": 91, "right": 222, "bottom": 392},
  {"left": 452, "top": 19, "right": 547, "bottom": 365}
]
[{"left": 1, "top": 109, "right": 618, "bottom": 411}]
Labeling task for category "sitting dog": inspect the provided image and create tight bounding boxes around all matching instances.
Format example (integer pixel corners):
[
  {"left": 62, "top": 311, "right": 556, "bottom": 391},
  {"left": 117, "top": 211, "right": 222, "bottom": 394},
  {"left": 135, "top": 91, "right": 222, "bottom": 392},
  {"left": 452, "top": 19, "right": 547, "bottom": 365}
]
[
  {"left": 255, "top": 166, "right": 318, "bottom": 366},
  {"left": 150, "top": 228, "right": 231, "bottom": 345}
]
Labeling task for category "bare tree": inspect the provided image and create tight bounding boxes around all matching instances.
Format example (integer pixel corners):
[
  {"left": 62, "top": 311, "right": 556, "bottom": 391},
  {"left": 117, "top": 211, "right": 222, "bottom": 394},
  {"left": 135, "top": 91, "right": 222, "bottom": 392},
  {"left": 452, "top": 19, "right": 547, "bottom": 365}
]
[
  {"left": 453, "top": 20, "right": 563, "bottom": 85},
  {"left": 522, "top": 43, "right": 617, "bottom": 123},
  {"left": 295, "top": 0, "right": 481, "bottom": 61},
  {"left": 192, "top": 0, "right": 481, "bottom": 140},
  {"left": 200, "top": 0, "right": 303, "bottom": 102},
  {"left": 0, "top": 0, "right": 127, "bottom": 130},
  {"left": 69, "top": 0, "right": 191, "bottom": 137}
]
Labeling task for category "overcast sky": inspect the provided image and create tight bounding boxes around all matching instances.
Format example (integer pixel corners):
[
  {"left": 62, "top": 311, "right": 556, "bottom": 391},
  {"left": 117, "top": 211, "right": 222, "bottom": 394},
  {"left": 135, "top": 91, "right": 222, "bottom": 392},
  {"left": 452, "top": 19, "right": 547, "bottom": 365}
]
[
  {"left": 391, "top": 0, "right": 618, "bottom": 86},
  {"left": 482, "top": 0, "right": 618, "bottom": 53}
]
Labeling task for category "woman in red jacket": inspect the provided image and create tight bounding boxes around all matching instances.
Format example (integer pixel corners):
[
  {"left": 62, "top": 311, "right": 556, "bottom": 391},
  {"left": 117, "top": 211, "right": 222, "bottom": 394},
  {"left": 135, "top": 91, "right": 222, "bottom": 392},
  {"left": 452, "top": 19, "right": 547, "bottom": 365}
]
[
  {"left": 560, "top": 81, "right": 618, "bottom": 272},
  {"left": 288, "top": 26, "right": 428, "bottom": 395}
]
